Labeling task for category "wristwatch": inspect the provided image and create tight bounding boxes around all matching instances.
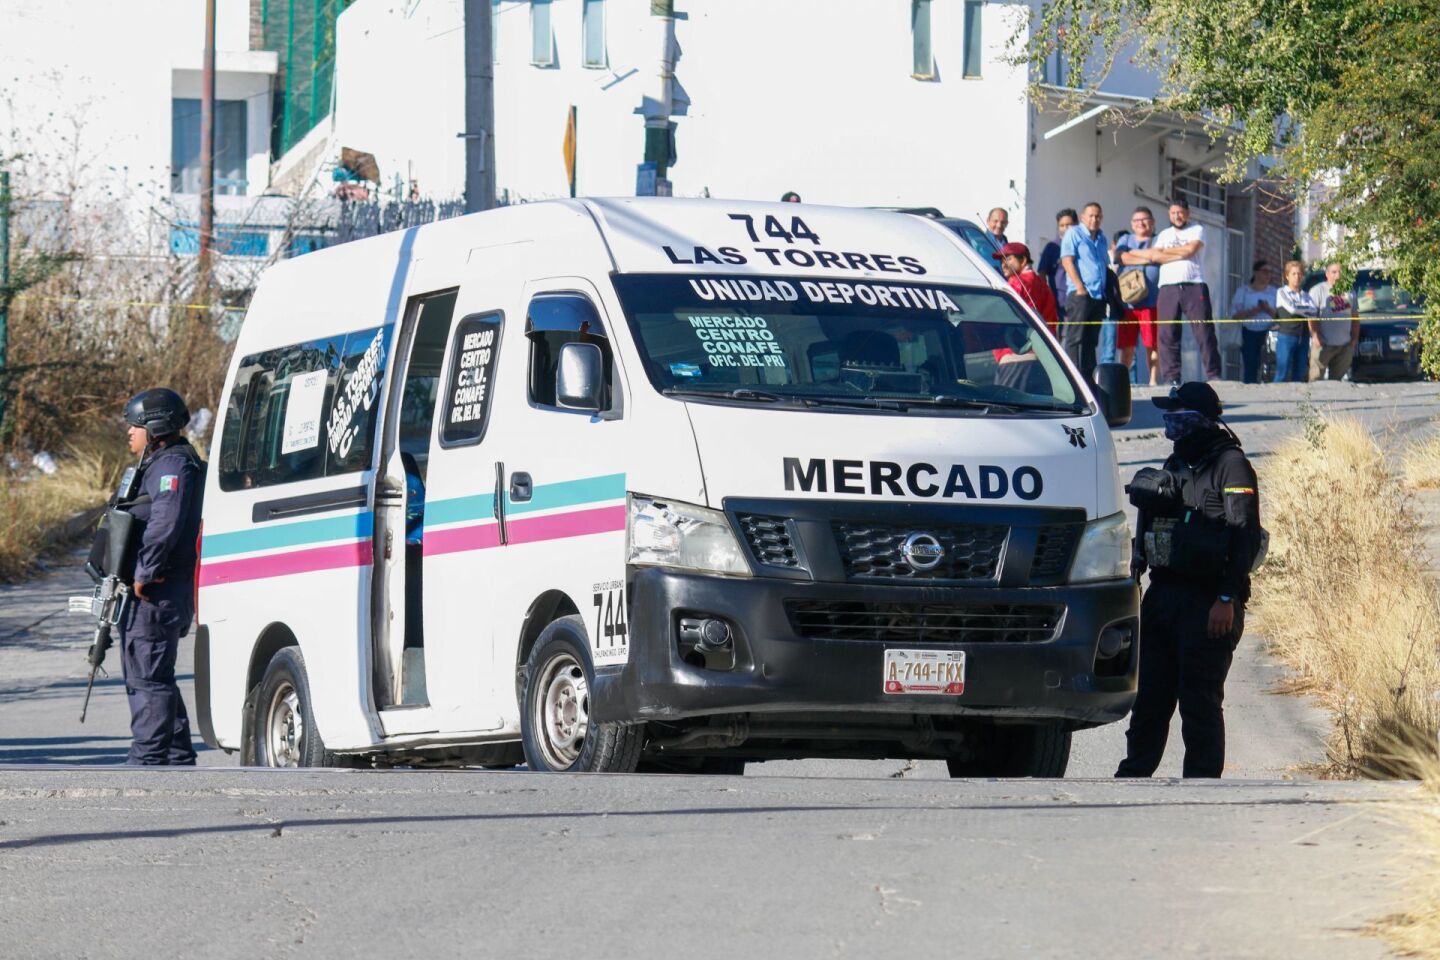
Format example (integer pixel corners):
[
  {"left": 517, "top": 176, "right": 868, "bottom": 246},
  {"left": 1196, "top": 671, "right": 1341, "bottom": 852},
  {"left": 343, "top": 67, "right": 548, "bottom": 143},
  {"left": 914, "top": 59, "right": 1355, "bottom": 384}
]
[{"left": 1218, "top": 595, "right": 1233, "bottom": 604}]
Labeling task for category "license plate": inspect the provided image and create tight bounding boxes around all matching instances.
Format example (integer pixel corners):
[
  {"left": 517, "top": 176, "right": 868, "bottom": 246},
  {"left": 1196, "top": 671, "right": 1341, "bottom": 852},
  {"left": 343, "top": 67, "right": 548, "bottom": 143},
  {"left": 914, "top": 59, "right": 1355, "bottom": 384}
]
[
  {"left": 883, "top": 649, "right": 966, "bottom": 695},
  {"left": 1359, "top": 340, "right": 1382, "bottom": 357}
]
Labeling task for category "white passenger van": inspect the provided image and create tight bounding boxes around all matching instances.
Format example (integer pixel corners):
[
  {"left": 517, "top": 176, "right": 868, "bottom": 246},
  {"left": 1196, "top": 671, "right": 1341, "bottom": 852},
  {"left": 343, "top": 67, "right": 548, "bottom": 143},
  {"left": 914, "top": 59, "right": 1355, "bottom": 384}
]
[{"left": 195, "top": 198, "right": 1138, "bottom": 776}]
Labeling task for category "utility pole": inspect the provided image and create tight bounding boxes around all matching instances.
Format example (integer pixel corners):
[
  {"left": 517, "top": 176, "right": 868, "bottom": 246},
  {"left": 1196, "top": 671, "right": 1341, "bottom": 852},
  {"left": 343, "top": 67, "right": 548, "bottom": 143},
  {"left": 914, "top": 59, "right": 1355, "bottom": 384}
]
[
  {"left": 197, "top": 0, "right": 217, "bottom": 296},
  {"left": 0, "top": 169, "right": 10, "bottom": 433},
  {"left": 463, "top": 0, "right": 496, "bottom": 213}
]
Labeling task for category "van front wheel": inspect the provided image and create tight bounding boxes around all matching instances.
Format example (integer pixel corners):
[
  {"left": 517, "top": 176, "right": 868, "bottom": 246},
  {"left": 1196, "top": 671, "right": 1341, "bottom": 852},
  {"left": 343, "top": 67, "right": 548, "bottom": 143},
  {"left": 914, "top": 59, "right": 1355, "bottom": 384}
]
[
  {"left": 521, "top": 616, "right": 642, "bottom": 773},
  {"left": 249, "top": 647, "right": 349, "bottom": 768}
]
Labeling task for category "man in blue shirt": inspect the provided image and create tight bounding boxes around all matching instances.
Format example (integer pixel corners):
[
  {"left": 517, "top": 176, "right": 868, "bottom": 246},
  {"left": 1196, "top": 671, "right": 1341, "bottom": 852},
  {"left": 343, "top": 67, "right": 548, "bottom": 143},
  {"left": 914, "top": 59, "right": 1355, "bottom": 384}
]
[{"left": 1060, "top": 202, "right": 1109, "bottom": 382}]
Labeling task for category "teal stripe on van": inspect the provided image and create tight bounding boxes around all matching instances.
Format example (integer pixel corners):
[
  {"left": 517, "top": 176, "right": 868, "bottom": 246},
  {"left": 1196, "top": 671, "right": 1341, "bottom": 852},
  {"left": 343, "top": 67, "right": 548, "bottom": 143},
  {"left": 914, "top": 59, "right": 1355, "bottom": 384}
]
[
  {"left": 506, "top": 473, "right": 626, "bottom": 516},
  {"left": 202, "top": 511, "right": 373, "bottom": 559},
  {"left": 425, "top": 473, "right": 626, "bottom": 528}
]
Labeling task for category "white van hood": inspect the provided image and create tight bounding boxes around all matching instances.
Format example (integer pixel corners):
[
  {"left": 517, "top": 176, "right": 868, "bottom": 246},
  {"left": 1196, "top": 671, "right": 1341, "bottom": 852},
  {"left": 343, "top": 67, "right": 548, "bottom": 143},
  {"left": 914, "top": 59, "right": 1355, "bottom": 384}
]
[{"left": 683, "top": 404, "right": 1105, "bottom": 518}]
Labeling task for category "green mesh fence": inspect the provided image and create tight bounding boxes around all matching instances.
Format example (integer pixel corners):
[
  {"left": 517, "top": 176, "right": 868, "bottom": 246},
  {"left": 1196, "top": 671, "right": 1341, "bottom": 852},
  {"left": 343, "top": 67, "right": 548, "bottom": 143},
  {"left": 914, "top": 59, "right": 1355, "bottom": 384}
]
[{"left": 261, "top": 0, "right": 352, "bottom": 158}]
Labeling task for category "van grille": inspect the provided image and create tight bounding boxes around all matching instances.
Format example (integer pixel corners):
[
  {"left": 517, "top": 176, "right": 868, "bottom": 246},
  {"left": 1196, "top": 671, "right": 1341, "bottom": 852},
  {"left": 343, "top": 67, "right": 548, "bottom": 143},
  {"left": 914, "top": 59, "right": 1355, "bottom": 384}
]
[
  {"left": 832, "top": 520, "right": 1006, "bottom": 582},
  {"left": 1029, "top": 524, "right": 1081, "bottom": 584},
  {"left": 736, "top": 513, "right": 800, "bottom": 568},
  {"left": 785, "top": 600, "right": 1064, "bottom": 644}
]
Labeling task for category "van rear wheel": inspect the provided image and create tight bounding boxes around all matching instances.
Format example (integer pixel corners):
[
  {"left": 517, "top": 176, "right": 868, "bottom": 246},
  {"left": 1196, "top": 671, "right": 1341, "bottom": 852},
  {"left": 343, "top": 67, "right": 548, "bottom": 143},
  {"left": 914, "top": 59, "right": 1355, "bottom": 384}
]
[{"left": 521, "top": 616, "right": 642, "bottom": 773}]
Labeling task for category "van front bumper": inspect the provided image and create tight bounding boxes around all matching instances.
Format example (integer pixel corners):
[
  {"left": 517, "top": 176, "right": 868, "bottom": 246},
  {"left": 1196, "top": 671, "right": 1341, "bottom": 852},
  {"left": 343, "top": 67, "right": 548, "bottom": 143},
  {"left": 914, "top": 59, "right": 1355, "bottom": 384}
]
[{"left": 589, "top": 568, "right": 1140, "bottom": 727}]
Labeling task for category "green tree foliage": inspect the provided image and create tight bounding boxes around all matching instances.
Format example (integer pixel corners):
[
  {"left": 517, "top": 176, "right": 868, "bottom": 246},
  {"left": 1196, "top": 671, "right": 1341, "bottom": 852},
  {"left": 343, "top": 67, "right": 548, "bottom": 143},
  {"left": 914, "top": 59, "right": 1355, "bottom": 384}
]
[{"left": 1016, "top": 0, "right": 1440, "bottom": 375}]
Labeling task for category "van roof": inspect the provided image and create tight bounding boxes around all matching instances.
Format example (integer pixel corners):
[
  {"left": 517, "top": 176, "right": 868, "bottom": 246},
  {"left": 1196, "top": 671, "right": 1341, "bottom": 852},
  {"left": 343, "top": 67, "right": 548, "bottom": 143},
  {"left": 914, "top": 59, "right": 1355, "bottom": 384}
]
[{"left": 582, "top": 197, "right": 994, "bottom": 286}]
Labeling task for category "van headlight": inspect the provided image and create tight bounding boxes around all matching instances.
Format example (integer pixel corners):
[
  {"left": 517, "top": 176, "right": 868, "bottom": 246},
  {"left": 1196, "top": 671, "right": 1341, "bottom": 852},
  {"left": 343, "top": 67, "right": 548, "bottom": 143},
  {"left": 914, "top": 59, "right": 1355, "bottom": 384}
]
[
  {"left": 1069, "top": 512, "right": 1131, "bottom": 583},
  {"left": 626, "top": 495, "right": 752, "bottom": 578}
]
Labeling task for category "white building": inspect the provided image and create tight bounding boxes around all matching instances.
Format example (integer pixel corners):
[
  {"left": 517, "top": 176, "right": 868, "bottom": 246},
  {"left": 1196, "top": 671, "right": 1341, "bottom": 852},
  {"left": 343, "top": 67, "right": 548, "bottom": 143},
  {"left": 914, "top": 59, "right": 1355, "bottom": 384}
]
[
  {"left": 0, "top": 0, "right": 287, "bottom": 285},
  {"left": 301, "top": 0, "right": 1290, "bottom": 315}
]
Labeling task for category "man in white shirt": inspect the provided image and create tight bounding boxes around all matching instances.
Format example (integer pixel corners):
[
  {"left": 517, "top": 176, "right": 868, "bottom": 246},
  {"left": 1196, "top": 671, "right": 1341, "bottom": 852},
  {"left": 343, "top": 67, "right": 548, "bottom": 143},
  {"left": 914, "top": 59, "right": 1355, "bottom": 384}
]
[
  {"left": 1307, "top": 262, "right": 1360, "bottom": 380},
  {"left": 1151, "top": 199, "right": 1221, "bottom": 384}
]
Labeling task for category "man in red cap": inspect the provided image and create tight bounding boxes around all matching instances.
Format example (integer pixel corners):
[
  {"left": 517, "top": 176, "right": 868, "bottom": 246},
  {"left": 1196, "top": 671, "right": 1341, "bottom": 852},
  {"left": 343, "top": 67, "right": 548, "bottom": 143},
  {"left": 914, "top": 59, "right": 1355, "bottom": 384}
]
[{"left": 995, "top": 242, "right": 1059, "bottom": 333}]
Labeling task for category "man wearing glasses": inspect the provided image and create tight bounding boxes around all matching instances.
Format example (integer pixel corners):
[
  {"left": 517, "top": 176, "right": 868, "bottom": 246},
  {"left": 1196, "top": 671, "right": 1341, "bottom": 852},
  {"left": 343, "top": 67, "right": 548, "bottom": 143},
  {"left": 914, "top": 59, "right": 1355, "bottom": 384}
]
[{"left": 1114, "top": 207, "right": 1163, "bottom": 385}]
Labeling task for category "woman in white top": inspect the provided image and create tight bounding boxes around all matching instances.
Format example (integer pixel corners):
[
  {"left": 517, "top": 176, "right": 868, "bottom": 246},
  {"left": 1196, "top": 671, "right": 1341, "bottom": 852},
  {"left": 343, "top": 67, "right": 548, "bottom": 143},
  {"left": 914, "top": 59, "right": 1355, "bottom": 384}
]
[
  {"left": 1230, "top": 260, "right": 1276, "bottom": 383},
  {"left": 1272, "top": 260, "right": 1317, "bottom": 383}
]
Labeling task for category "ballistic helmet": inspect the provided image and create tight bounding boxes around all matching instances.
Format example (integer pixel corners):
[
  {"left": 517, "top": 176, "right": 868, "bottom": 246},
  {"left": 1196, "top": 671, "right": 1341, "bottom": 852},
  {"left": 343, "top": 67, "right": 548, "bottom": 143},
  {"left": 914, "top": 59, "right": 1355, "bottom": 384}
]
[{"left": 124, "top": 388, "right": 190, "bottom": 438}]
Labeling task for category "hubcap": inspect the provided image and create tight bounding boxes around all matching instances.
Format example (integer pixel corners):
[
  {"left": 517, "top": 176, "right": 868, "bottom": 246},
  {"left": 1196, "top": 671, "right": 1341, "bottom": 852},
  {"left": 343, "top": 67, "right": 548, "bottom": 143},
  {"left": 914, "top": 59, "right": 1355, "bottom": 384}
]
[
  {"left": 265, "top": 681, "right": 304, "bottom": 767},
  {"left": 533, "top": 652, "right": 589, "bottom": 769}
]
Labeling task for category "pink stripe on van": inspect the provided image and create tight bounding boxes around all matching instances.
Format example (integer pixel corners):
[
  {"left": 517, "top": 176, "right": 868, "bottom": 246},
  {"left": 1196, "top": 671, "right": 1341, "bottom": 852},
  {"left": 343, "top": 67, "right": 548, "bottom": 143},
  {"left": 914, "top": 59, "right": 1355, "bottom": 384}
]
[
  {"left": 423, "top": 521, "right": 502, "bottom": 557},
  {"left": 505, "top": 505, "right": 626, "bottom": 546},
  {"left": 198, "top": 539, "right": 374, "bottom": 587}
]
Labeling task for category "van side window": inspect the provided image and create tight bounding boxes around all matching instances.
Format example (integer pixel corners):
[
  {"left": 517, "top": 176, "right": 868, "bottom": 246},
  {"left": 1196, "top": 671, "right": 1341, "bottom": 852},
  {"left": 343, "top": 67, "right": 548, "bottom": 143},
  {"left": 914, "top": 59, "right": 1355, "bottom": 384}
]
[
  {"left": 441, "top": 312, "right": 503, "bottom": 446},
  {"left": 216, "top": 325, "right": 392, "bottom": 491},
  {"left": 526, "top": 294, "right": 613, "bottom": 409}
]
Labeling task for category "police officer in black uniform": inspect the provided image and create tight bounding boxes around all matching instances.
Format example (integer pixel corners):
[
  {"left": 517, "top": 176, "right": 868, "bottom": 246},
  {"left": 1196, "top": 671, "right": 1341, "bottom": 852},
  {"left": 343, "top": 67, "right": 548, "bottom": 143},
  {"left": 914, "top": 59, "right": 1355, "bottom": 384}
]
[
  {"left": 1117, "top": 382, "right": 1262, "bottom": 778},
  {"left": 120, "top": 388, "right": 204, "bottom": 765}
]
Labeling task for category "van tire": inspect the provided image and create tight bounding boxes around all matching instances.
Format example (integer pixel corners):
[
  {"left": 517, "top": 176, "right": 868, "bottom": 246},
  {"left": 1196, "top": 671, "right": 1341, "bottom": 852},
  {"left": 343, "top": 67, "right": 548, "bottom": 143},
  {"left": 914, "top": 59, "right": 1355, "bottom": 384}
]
[
  {"left": 520, "top": 616, "right": 642, "bottom": 773},
  {"left": 249, "top": 647, "right": 347, "bottom": 768},
  {"left": 946, "top": 722, "right": 1071, "bottom": 778}
]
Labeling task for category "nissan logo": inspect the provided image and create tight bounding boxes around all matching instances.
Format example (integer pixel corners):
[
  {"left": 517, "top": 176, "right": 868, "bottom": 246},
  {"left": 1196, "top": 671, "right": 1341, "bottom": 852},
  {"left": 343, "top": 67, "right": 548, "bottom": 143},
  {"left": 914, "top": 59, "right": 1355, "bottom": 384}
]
[{"left": 900, "top": 532, "right": 945, "bottom": 572}]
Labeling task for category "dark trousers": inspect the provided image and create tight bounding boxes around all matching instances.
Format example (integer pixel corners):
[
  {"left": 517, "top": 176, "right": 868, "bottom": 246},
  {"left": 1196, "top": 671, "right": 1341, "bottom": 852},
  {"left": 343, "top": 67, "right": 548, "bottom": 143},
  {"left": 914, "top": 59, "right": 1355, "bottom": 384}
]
[
  {"left": 1116, "top": 580, "right": 1244, "bottom": 778},
  {"left": 1240, "top": 328, "right": 1268, "bottom": 384},
  {"left": 119, "top": 585, "right": 197, "bottom": 766},
  {"left": 1063, "top": 292, "right": 1107, "bottom": 384},
  {"left": 1156, "top": 283, "right": 1221, "bottom": 383}
]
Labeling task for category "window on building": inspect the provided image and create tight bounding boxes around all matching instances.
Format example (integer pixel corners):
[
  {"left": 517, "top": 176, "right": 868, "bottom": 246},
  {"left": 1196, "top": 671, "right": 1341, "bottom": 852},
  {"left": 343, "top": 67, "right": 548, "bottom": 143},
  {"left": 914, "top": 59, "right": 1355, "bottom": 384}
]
[
  {"left": 911, "top": 0, "right": 934, "bottom": 79},
  {"left": 526, "top": 294, "right": 613, "bottom": 409},
  {"left": 962, "top": 1, "right": 983, "bottom": 78},
  {"left": 171, "top": 98, "right": 248, "bottom": 195},
  {"left": 1171, "top": 164, "right": 1228, "bottom": 217},
  {"left": 531, "top": 0, "right": 554, "bottom": 67},
  {"left": 218, "top": 325, "right": 392, "bottom": 491},
  {"left": 582, "top": 0, "right": 606, "bottom": 68}
]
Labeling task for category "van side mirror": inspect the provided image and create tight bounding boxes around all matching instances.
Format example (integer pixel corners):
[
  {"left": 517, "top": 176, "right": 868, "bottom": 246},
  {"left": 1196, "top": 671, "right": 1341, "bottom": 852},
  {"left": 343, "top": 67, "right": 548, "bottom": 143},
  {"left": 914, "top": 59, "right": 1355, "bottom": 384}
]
[
  {"left": 556, "top": 342, "right": 604, "bottom": 412},
  {"left": 1092, "top": 363, "right": 1132, "bottom": 427}
]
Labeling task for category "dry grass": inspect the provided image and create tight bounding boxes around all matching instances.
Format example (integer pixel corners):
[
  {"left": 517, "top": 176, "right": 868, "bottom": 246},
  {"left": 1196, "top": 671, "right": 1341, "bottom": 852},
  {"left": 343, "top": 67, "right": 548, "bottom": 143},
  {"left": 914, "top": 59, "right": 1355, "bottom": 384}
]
[
  {"left": 1376, "top": 755, "right": 1440, "bottom": 958},
  {"left": 1251, "top": 416, "right": 1440, "bottom": 778},
  {"left": 1405, "top": 436, "right": 1440, "bottom": 490},
  {"left": 0, "top": 436, "right": 127, "bottom": 581}
]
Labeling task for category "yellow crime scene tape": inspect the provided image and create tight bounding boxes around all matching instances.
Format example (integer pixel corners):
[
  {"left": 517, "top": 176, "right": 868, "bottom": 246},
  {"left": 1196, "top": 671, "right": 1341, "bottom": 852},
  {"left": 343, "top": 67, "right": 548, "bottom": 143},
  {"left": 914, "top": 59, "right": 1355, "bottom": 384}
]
[{"left": 12, "top": 294, "right": 224, "bottom": 312}]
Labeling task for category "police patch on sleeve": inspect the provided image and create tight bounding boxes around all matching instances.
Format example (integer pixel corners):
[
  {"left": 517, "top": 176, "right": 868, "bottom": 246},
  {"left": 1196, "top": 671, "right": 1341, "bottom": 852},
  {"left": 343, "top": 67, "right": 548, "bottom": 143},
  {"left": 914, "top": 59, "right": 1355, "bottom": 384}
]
[{"left": 158, "top": 474, "right": 179, "bottom": 494}]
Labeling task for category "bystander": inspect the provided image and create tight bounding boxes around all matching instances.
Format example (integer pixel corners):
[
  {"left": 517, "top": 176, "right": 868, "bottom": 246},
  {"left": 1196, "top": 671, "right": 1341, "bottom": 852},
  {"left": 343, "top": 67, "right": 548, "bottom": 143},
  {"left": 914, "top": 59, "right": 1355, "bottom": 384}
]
[
  {"left": 1308, "top": 262, "right": 1359, "bottom": 381},
  {"left": 1037, "top": 208, "right": 1079, "bottom": 325},
  {"left": 1060, "top": 202, "right": 1109, "bottom": 382},
  {"left": 1114, "top": 208, "right": 1162, "bottom": 383},
  {"left": 1273, "top": 260, "right": 1316, "bottom": 383},
  {"left": 996, "top": 242, "right": 1059, "bottom": 333},
  {"left": 1154, "top": 199, "right": 1221, "bottom": 383},
  {"left": 1230, "top": 261, "right": 1276, "bottom": 384}
]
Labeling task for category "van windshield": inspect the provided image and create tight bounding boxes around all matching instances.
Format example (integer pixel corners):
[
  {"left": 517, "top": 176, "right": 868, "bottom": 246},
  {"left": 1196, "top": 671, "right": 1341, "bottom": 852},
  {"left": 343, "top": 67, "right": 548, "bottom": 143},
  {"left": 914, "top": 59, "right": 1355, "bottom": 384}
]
[{"left": 611, "top": 274, "right": 1083, "bottom": 414}]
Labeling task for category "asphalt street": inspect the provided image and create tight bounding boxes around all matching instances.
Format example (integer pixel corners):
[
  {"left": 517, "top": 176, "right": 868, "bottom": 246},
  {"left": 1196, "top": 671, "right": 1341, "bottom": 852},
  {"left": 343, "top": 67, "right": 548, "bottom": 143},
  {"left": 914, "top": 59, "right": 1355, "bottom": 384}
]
[{"left": 0, "top": 378, "right": 1435, "bottom": 958}]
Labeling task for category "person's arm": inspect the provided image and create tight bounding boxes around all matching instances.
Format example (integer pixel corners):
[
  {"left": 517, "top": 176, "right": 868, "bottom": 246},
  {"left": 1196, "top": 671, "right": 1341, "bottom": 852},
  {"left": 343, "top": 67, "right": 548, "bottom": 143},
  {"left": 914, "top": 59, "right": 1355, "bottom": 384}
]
[
  {"left": 132, "top": 454, "right": 199, "bottom": 595},
  {"left": 1350, "top": 317, "right": 1361, "bottom": 346},
  {"left": 1058, "top": 231, "right": 1086, "bottom": 296},
  {"left": 1212, "top": 453, "right": 1261, "bottom": 637}
]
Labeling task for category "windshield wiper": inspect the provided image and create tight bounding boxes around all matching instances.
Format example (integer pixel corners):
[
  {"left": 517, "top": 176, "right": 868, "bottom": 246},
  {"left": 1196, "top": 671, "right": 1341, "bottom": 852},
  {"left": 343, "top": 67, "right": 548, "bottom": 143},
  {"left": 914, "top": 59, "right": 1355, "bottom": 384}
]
[
  {"left": 928, "top": 395, "right": 1075, "bottom": 412},
  {"left": 662, "top": 387, "right": 788, "bottom": 404}
]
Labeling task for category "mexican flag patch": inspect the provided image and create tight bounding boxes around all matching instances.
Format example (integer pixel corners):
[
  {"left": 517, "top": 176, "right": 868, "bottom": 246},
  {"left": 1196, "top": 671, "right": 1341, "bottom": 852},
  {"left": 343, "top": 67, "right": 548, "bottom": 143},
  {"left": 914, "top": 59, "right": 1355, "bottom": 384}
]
[{"left": 159, "top": 474, "right": 179, "bottom": 493}]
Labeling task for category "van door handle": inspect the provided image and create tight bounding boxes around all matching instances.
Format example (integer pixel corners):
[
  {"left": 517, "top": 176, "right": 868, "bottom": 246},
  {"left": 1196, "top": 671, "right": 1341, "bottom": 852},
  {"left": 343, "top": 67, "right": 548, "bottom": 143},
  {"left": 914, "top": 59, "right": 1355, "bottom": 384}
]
[{"left": 509, "top": 472, "right": 533, "bottom": 503}]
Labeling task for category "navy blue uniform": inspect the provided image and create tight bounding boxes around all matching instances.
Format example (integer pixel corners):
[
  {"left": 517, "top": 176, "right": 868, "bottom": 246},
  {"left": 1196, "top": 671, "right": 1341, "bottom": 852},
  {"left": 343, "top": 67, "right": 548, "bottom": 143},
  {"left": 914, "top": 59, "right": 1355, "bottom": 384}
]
[{"left": 120, "top": 439, "right": 203, "bottom": 765}]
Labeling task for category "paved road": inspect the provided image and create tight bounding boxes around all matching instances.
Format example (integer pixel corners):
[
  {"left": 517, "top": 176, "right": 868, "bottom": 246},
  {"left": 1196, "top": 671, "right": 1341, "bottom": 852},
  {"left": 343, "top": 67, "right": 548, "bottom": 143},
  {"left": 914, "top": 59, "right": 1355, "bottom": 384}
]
[{"left": 0, "top": 379, "right": 1434, "bottom": 957}]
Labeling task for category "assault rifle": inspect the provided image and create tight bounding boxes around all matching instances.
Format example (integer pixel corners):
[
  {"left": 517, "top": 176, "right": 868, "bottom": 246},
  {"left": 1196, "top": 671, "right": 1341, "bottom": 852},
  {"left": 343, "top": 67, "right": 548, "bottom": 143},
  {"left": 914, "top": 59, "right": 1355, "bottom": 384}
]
[{"left": 69, "top": 465, "right": 145, "bottom": 723}]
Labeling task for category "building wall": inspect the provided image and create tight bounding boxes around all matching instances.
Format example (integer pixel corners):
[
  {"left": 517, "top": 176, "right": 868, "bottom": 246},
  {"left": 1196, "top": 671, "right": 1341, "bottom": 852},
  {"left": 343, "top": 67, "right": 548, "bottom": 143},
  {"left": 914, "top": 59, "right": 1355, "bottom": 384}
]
[{"left": 334, "top": 0, "right": 1036, "bottom": 233}]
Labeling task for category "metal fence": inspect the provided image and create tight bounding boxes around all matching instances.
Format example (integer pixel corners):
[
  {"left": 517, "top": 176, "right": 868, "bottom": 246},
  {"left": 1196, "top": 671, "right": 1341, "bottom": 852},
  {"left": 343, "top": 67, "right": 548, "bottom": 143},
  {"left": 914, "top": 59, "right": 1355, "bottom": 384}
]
[{"left": 334, "top": 198, "right": 468, "bottom": 245}]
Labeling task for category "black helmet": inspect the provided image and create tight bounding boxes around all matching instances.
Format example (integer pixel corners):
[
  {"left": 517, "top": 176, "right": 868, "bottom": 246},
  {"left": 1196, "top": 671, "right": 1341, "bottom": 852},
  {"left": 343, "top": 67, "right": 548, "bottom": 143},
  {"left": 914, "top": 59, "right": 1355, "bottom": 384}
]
[{"left": 124, "top": 388, "right": 190, "bottom": 438}]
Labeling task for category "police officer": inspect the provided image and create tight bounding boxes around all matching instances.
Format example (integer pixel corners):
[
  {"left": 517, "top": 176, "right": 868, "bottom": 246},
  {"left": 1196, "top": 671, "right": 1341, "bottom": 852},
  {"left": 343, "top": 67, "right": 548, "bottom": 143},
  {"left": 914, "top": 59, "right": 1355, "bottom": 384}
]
[
  {"left": 1116, "top": 382, "right": 1262, "bottom": 778},
  {"left": 119, "top": 388, "right": 204, "bottom": 766}
]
